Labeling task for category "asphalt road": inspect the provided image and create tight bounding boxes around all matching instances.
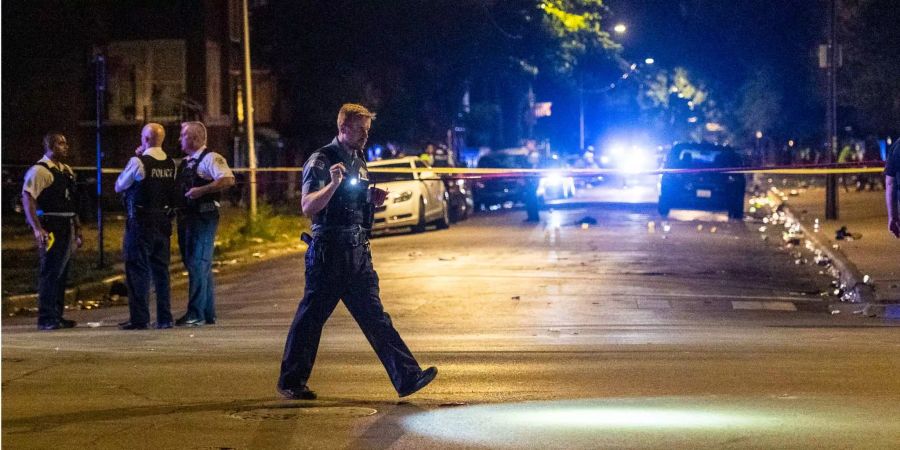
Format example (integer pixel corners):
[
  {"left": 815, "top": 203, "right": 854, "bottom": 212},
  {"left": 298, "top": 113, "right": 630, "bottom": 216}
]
[{"left": 3, "top": 190, "right": 900, "bottom": 449}]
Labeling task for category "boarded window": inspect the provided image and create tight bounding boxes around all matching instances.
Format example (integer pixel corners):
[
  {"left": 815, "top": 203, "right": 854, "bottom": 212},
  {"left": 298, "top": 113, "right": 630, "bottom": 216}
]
[{"left": 106, "top": 40, "right": 186, "bottom": 122}]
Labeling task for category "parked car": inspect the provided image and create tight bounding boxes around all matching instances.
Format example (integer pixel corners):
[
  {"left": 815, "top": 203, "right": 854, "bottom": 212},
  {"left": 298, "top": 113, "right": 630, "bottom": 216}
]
[
  {"left": 429, "top": 146, "right": 473, "bottom": 222},
  {"left": 473, "top": 152, "right": 528, "bottom": 210},
  {"left": 368, "top": 157, "right": 450, "bottom": 232},
  {"left": 658, "top": 143, "right": 746, "bottom": 219}
]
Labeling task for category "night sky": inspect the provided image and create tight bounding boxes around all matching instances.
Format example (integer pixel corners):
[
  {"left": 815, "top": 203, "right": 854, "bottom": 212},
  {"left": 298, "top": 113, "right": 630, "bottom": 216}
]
[{"left": 2, "top": 0, "right": 894, "bottom": 164}]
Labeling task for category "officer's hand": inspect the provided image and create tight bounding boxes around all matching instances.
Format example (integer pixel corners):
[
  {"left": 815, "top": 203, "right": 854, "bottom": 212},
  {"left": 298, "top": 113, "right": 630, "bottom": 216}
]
[
  {"left": 185, "top": 187, "right": 204, "bottom": 199},
  {"left": 890, "top": 218, "right": 900, "bottom": 238},
  {"left": 33, "top": 227, "right": 49, "bottom": 249},
  {"left": 135, "top": 145, "right": 145, "bottom": 157},
  {"left": 329, "top": 163, "right": 346, "bottom": 186},
  {"left": 370, "top": 186, "right": 388, "bottom": 206}
]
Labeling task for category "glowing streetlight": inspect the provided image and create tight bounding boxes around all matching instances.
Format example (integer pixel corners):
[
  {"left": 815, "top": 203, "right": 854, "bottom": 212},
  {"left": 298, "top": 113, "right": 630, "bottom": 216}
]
[
  {"left": 644, "top": 57, "right": 655, "bottom": 65},
  {"left": 755, "top": 130, "right": 763, "bottom": 139},
  {"left": 614, "top": 23, "right": 627, "bottom": 34}
]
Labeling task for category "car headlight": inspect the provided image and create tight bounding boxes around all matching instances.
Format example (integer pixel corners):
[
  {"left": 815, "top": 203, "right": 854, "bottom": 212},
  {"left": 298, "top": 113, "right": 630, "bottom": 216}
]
[
  {"left": 620, "top": 150, "right": 651, "bottom": 174},
  {"left": 540, "top": 173, "right": 564, "bottom": 187},
  {"left": 393, "top": 191, "right": 413, "bottom": 203}
]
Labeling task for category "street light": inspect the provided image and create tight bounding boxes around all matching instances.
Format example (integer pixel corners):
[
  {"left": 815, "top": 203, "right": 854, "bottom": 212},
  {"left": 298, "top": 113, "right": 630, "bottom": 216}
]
[
  {"left": 644, "top": 57, "right": 655, "bottom": 65},
  {"left": 755, "top": 131, "right": 763, "bottom": 166},
  {"left": 614, "top": 23, "right": 627, "bottom": 34}
]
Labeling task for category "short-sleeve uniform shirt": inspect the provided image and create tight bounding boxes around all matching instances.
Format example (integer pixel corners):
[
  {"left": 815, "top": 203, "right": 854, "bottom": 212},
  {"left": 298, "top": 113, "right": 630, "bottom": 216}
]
[
  {"left": 184, "top": 146, "right": 234, "bottom": 181},
  {"left": 302, "top": 138, "right": 353, "bottom": 196},
  {"left": 22, "top": 156, "right": 75, "bottom": 199}
]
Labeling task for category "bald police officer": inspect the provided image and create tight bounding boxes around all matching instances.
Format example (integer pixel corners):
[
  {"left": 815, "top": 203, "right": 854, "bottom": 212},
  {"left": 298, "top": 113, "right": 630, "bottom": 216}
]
[
  {"left": 174, "top": 121, "right": 234, "bottom": 327},
  {"left": 277, "top": 103, "right": 437, "bottom": 400},
  {"left": 115, "top": 123, "right": 178, "bottom": 330}
]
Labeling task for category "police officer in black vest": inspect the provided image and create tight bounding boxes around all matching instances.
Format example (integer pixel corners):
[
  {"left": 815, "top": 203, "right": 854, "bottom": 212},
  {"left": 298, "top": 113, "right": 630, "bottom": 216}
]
[
  {"left": 174, "top": 121, "right": 235, "bottom": 327},
  {"left": 115, "top": 123, "right": 178, "bottom": 330},
  {"left": 277, "top": 104, "right": 437, "bottom": 400},
  {"left": 22, "top": 133, "right": 83, "bottom": 330}
]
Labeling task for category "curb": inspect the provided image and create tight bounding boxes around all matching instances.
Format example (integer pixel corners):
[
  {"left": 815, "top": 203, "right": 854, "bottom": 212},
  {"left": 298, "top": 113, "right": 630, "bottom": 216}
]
[
  {"left": 775, "top": 193, "right": 894, "bottom": 318},
  {"left": 2, "top": 239, "right": 307, "bottom": 313}
]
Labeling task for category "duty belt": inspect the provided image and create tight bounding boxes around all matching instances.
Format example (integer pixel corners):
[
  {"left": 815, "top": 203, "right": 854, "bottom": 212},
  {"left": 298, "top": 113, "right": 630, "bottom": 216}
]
[{"left": 310, "top": 225, "right": 369, "bottom": 247}]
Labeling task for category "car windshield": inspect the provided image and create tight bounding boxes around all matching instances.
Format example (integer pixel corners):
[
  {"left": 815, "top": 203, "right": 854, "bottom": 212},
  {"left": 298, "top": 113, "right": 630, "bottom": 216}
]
[
  {"left": 667, "top": 146, "right": 740, "bottom": 168},
  {"left": 370, "top": 163, "right": 415, "bottom": 183},
  {"left": 477, "top": 154, "right": 528, "bottom": 169}
]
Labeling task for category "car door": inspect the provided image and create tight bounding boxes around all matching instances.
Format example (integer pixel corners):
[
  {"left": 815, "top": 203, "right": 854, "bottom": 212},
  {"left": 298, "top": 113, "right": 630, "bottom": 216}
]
[{"left": 414, "top": 160, "right": 441, "bottom": 217}]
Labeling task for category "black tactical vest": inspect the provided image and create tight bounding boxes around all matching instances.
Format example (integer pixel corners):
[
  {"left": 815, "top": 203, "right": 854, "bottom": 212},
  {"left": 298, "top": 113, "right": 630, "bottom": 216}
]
[
  {"left": 176, "top": 149, "right": 221, "bottom": 213},
  {"left": 123, "top": 155, "right": 177, "bottom": 219},
  {"left": 35, "top": 162, "right": 76, "bottom": 215},
  {"left": 311, "top": 143, "right": 373, "bottom": 228}
]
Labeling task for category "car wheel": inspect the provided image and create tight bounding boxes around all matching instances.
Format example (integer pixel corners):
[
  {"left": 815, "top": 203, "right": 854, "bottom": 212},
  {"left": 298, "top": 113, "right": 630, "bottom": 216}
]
[
  {"left": 435, "top": 199, "right": 450, "bottom": 229},
  {"left": 728, "top": 199, "right": 744, "bottom": 220},
  {"left": 455, "top": 200, "right": 468, "bottom": 221},
  {"left": 657, "top": 201, "right": 671, "bottom": 218},
  {"left": 412, "top": 197, "right": 427, "bottom": 233}
]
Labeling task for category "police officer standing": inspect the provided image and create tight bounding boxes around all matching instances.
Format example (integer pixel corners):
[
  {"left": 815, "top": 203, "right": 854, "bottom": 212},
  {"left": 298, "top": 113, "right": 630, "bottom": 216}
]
[
  {"left": 175, "top": 121, "right": 235, "bottom": 327},
  {"left": 115, "top": 123, "right": 178, "bottom": 330},
  {"left": 277, "top": 103, "right": 437, "bottom": 400},
  {"left": 21, "top": 133, "right": 83, "bottom": 330},
  {"left": 886, "top": 139, "right": 900, "bottom": 238}
]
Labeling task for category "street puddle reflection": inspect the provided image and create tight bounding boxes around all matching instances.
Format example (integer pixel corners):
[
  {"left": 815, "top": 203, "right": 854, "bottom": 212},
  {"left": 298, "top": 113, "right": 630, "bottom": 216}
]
[
  {"left": 666, "top": 210, "right": 730, "bottom": 222},
  {"left": 401, "top": 397, "right": 896, "bottom": 448}
]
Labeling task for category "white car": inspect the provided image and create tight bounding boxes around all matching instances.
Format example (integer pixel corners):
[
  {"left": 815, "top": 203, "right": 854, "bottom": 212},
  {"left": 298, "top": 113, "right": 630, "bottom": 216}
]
[{"left": 368, "top": 157, "right": 450, "bottom": 232}]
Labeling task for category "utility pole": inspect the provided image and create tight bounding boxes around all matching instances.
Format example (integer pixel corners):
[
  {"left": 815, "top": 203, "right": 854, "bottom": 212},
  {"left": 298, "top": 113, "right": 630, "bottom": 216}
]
[
  {"left": 94, "top": 53, "right": 107, "bottom": 268},
  {"left": 242, "top": 0, "right": 258, "bottom": 220},
  {"left": 825, "top": 0, "right": 839, "bottom": 219},
  {"left": 578, "top": 74, "right": 585, "bottom": 152}
]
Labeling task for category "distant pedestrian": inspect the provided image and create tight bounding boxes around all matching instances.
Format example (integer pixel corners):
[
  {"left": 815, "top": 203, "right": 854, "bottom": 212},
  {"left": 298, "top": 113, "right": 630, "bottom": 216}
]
[
  {"left": 277, "top": 103, "right": 437, "bottom": 400},
  {"left": 115, "top": 123, "right": 178, "bottom": 330},
  {"left": 21, "top": 133, "right": 82, "bottom": 330},
  {"left": 857, "top": 136, "right": 883, "bottom": 191},
  {"left": 174, "top": 122, "right": 235, "bottom": 327},
  {"left": 885, "top": 140, "right": 900, "bottom": 238}
]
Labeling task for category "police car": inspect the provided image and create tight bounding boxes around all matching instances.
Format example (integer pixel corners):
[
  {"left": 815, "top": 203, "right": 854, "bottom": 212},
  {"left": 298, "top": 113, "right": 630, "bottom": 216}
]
[{"left": 368, "top": 157, "right": 450, "bottom": 232}]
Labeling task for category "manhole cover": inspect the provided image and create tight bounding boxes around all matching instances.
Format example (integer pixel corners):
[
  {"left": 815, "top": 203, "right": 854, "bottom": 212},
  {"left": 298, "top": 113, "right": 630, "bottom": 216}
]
[{"left": 230, "top": 406, "right": 377, "bottom": 421}]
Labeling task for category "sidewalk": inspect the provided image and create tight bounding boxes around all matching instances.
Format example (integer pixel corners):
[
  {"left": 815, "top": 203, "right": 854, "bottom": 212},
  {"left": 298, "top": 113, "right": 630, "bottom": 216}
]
[{"left": 781, "top": 187, "right": 900, "bottom": 307}]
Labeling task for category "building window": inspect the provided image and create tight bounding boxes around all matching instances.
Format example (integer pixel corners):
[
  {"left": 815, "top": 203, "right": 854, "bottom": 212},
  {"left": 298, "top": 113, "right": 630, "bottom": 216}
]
[{"left": 106, "top": 40, "right": 186, "bottom": 122}]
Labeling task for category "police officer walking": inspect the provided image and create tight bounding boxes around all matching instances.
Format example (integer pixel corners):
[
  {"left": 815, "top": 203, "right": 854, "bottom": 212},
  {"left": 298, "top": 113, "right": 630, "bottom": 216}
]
[
  {"left": 21, "top": 133, "right": 83, "bottom": 330},
  {"left": 175, "top": 121, "right": 235, "bottom": 327},
  {"left": 115, "top": 123, "right": 178, "bottom": 330},
  {"left": 277, "top": 104, "right": 437, "bottom": 400}
]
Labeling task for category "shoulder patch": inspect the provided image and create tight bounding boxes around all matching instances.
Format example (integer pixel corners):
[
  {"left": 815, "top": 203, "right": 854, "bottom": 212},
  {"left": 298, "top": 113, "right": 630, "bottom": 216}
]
[{"left": 312, "top": 159, "right": 326, "bottom": 170}]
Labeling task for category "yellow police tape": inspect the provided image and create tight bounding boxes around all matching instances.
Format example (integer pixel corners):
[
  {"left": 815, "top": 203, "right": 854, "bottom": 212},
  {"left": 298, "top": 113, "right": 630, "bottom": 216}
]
[{"left": 47, "top": 164, "right": 891, "bottom": 176}]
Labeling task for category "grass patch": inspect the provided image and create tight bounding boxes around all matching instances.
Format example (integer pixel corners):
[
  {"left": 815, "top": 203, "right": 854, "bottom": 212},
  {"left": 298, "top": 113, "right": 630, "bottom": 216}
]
[{"left": 2, "top": 206, "right": 309, "bottom": 297}]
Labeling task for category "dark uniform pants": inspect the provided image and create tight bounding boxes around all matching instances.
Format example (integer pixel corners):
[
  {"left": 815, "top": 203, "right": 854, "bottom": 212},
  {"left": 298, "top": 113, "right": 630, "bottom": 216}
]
[
  {"left": 279, "top": 237, "right": 422, "bottom": 393},
  {"left": 177, "top": 212, "right": 219, "bottom": 322},
  {"left": 37, "top": 216, "right": 75, "bottom": 327},
  {"left": 124, "top": 215, "right": 173, "bottom": 325}
]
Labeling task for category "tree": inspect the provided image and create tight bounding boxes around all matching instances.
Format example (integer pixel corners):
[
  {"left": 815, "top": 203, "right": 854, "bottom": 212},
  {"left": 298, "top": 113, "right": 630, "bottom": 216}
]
[
  {"left": 637, "top": 67, "right": 725, "bottom": 143},
  {"left": 734, "top": 68, "right": 783, "bottom": 143},
  {"left": 838, "top": 0, "right": 900, "bottom": 136}
]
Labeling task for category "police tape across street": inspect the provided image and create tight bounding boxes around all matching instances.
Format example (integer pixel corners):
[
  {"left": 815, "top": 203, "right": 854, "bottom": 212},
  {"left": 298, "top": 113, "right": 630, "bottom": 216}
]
[{"left": 21, "top": 160, "right": 889, "bottom": 181}]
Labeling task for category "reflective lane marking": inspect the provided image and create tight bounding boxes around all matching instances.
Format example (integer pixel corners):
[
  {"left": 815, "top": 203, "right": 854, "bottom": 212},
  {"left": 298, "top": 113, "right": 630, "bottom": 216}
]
[
  {"left": 763, "top": 302, "right": 798, "bottom": 311},
  {"left": 732, "top": 301, "right": 797, "bottom": 311},
  {"left": 638, "top": 299, "right": 672, "bottom": 309}
]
